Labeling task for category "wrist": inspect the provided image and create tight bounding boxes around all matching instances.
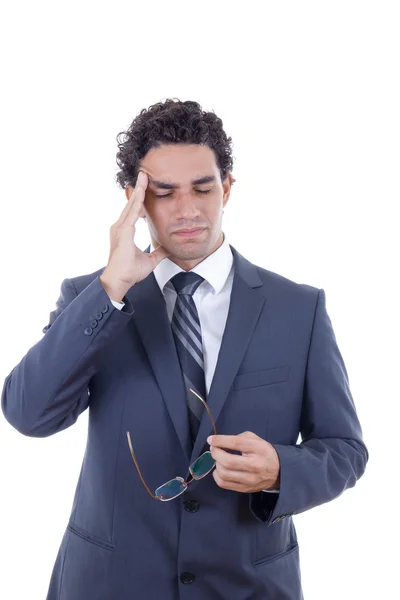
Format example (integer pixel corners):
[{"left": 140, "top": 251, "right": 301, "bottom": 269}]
[
  {"left": 99, "top": 275, "right": 129, "bottom": 303},
  {"left": 270, "top": 469, "right": 280, "bottom": 490}
]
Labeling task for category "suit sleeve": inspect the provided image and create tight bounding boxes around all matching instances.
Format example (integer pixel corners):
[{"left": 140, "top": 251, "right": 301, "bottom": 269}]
[
  {"left": 249, "top": 288, "right": 369, "bottom": 523},
  {"left": 1, "top": 276, "right": 134, "bottom": 437}
]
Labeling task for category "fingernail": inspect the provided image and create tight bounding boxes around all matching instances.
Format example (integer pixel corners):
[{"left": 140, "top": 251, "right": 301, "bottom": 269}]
[{"left": 207, "top": 436, "right": 212, "bottom": 444}]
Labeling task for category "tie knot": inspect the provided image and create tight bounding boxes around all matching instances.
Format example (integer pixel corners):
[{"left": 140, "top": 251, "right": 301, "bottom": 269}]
[{"left": 170, "top": 271, "right": 204, "bottom": 296}]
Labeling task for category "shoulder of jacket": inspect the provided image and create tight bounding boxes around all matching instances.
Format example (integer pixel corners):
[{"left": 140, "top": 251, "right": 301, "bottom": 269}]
[{"left": 253, "top": 263, "right": 320, "bottom": 300}]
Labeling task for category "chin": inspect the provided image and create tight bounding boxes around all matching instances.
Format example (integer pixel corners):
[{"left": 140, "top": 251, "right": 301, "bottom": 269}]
[
  {"left": 173, "top": 244, "right": 207, "bottom": 259},
  {"left": 169, "top": 238, "right": 212, "bottom": 260}
]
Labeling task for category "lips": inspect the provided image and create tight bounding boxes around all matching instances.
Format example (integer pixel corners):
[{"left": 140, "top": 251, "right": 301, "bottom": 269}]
[{"left": 173, "top": 228, "right": 205, "bottom": 237}]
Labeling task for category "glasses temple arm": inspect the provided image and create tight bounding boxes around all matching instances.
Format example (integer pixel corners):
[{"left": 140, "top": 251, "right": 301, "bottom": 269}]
[
  {"left": 126, "top": 431, "right": 161, "bottom": 500},
  {"left": 188, "top": 388, "right": 217, "bottom": 436}
]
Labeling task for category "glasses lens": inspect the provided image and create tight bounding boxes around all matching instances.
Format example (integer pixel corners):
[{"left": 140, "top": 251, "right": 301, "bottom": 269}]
[
  {"left": 190, "top": 451, "right": 216, "bottom": 479},
  {"left": 155, "top": 477, "right": 187, "bottom": 501}
]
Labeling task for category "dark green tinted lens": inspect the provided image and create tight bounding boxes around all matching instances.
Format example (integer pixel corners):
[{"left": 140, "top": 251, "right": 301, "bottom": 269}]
[
  {"left": 155, "top": 477, "right": 186, "bottom": 501},
  {"left": 190, "top": 451, "right": 216, "bottom": 479}
]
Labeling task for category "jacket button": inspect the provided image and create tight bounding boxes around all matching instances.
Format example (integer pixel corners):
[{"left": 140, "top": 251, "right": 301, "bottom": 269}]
[
  {"left": 184, "top": 500, "right": 199, "bottom": 513},
  {"left": 101, "top": 304, "right": 109, "bottom": 314},
  {"left": 180, "top": 572, "right": 195, "bottom": 584},
  {"left": 84, "top": 327, "right": 93, "bottom": 336},
  {"left": 89, "top": 318, "right": 98, "bottom": 328},
  {"left": 95, "top": 312, "right": 103, "bottom": 320}
]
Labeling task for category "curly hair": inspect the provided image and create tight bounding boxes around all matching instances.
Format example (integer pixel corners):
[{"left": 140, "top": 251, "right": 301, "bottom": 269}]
[{"left": 115, "top": 98, "right": 235, "bottom": 189}]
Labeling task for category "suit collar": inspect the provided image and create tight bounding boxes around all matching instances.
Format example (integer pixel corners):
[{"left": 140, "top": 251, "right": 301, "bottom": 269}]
[{"left": 146, "top": 240, "right": 262, "bottom": 291}]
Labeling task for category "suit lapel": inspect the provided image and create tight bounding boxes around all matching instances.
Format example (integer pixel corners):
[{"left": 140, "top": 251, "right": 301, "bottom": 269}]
[
  {"left": 190, "top": 246, "right": 265, "bottom": 461},
  {"left": 127, "top": 272, "right": 193, "bottom": 462},
  {"left": 126, "top": 244, "right": 265, "bottom": 465}
]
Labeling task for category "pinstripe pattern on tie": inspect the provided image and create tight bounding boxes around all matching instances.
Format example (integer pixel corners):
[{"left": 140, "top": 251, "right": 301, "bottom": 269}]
[{"left": 170, "top": 271, "right": 206, "bottom": 444}]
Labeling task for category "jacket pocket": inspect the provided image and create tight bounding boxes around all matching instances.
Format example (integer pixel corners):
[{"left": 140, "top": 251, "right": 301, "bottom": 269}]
[
  {"left": 250, "top": 543, "right": 302, "bottom": 599},
  {"left": 67, "top": 522, "right": 115, "bottom": 551},
  {"left": 60, "top": 523, "right": 115, "bottom": 600},
  {"left": 233, "top": 365, "right": 290, "bottom": 391},
  {"left": 251, "top": 542, "right": 298, "bottom": 568}
]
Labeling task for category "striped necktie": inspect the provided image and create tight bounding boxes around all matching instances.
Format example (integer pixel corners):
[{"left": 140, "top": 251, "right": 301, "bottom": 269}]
[{"left": 170, "top": 271, "right": 206, "bottom": 444}]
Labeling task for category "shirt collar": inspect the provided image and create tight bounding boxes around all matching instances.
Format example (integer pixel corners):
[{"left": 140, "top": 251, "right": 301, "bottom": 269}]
[{"left": 150, "top": 233, "right": 233, "bottom": 295}]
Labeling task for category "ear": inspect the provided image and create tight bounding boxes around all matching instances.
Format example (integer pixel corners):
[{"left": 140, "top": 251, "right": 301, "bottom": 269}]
[{"left": 222, "top": 173, "right": 233, "bottom": 209}]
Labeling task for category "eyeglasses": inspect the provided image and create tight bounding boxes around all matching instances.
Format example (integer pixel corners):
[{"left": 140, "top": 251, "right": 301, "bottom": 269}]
[{"left": 126, "top": 388, "right": 217, "bottom": 501}]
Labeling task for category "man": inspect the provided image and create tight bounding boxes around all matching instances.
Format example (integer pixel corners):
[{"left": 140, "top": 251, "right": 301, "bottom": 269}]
[{"left": 1, "top": 99, "right": 368, "bottom": 599}]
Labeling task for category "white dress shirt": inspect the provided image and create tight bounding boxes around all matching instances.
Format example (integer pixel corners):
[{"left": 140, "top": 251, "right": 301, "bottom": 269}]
[{"left": 109, "top": 234, "right": 278, "bottom": 493}]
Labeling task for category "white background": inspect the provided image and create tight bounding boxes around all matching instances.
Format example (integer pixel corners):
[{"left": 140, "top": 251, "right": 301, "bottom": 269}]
[{"left": 0, "top": 1, "right": 398, "bottom": 598}]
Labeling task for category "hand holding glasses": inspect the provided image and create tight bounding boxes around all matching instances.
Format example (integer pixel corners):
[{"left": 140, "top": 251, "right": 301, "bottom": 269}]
[{"left": 126, "top": 388, "right": 217, "bottom": 501}]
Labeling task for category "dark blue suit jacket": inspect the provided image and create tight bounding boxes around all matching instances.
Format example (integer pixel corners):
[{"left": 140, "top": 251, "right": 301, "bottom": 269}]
[{"left": 1, "top": 244, "right": 368, "bottom": 600}]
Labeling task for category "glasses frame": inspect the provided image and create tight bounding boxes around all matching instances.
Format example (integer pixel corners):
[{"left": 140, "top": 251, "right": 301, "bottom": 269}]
[{"left": 126, "top": 387, "right": 217, "bottom": 501}]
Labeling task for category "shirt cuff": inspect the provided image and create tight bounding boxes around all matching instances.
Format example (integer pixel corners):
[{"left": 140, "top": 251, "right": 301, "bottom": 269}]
[
  {"left": 111, "top": 299, "right": 125, "bottom": 310},
  {"left": 262, "top": 489, "right": 280, "bottom": 493}
]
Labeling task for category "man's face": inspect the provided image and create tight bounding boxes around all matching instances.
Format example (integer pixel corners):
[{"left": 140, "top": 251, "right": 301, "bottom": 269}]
[{"left": 125, "top": 143, "right": 232, "bottom": 269}]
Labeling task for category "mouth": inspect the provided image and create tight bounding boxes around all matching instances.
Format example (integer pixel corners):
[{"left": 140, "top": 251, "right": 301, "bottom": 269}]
[{"left": 173, "top": 228, "right": 206, "bottom": 238}]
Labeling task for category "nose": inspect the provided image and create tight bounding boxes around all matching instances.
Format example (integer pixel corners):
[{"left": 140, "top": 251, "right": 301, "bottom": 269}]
[{"left": 175, "top": 191, "right": 201, "bottom": 220}]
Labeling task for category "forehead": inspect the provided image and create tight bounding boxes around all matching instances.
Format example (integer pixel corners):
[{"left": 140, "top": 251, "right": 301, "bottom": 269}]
[{"left": 140, "top": 143, "right": 219, "bottom": 182}]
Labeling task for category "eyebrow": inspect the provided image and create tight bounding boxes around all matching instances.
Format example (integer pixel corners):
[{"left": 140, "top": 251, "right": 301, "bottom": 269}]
[{"left": 148, "top": 175, "right": 217, "bottom": 190}]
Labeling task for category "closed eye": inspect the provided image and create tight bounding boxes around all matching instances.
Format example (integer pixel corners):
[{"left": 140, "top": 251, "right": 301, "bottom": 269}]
[{"left": 155, "top": 189, "right": 212, "bottom": 198}]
